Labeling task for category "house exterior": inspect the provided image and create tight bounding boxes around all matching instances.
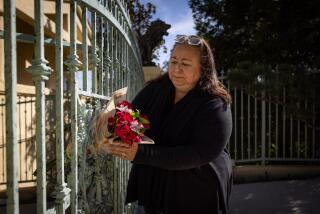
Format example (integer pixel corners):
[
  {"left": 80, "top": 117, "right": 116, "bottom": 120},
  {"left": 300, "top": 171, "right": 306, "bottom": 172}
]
[{"left": 0, "top": 0, "right": 91, "bottom": 192}]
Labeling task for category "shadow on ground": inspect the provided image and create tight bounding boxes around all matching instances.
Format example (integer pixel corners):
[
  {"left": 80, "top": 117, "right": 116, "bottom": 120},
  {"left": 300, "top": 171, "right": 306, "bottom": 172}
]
[{"left": 230, "top": 177, "right": 320, "bottom": 214}]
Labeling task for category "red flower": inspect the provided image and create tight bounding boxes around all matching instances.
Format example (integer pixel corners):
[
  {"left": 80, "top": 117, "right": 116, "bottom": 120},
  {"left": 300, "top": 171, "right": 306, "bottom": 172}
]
[
  {"left": 116, "top": 111, "right": 134, "bottom": 125},
  {"left": 105, "top": 100, "right": 150, "bottom": 145},
  {"left": 116, "top": 101, "right": 134, "bottom": 109},
  {"left": 115, "top": 124, "right": 131, "bottom": 139},
  {"left": 132, "top": 135, "right": 141, "bottom": 143},
  {"left": 126, "top": 131, "right": 141, "bottom": 144},
  {"left": 115, "top": 125, "right": 141, "bottom": 145}
]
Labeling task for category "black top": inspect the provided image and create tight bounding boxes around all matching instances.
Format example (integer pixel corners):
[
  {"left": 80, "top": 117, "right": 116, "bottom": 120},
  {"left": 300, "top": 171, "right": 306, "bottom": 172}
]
[{"left": 126, "top": 75, "right": 233, "bottom": 214}]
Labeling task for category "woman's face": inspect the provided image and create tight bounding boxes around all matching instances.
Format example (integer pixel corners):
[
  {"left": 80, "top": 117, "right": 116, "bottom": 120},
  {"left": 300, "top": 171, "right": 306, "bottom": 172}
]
[{"left": 168, "top": 44, "right": 201, "bottom": 94}]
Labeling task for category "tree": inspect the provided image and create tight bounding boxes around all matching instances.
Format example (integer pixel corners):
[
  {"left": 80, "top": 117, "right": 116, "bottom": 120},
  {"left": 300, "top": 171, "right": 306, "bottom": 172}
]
[
  {"left": 128, "top": 0, "right": 156, "bottom": 38},
  {"left": 189, "top": 0, "right": 320, "bottom": 95},
  {"left": 128, "top": 0, "right": 171, "bottom": 66},
  {"left": 189, "top": 0, "right": 320, "bottom": 119}
]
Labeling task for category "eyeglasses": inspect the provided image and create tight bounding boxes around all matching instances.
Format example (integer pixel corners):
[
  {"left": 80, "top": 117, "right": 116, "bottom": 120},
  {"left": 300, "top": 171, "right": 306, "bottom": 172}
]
[{"left": 175, "top": 35, "right": 202, "bottom": 46}]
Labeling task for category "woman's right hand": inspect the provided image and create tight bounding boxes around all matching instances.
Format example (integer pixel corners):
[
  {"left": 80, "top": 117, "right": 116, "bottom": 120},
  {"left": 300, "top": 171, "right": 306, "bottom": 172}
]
[{"left": 99, "top": 140, "right": 139, "bottom": 161}]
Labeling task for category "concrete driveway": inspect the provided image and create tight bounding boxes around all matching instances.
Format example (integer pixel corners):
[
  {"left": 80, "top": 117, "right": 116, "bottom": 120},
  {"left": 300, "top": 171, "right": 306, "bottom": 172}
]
[{"left": 230, "top": 177, "right": 320, "bottom": 214}]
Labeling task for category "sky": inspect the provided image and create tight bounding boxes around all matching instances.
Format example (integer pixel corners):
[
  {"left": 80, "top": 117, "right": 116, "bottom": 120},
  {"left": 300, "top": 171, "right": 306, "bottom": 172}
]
[
  {"left": 77, "top": 1, "right": 196, "bottom": 91},
  {"left": 140, "top": 0, "right": 197, "bottom": 68}
]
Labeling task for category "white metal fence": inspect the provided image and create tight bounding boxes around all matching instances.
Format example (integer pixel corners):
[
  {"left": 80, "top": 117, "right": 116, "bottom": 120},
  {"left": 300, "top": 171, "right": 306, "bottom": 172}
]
[
  {"left": 222, "top": 78, "right": 320, "bottom": 164},
  {"left": 1, "top": 81, "right": 318, "bottom": 186}
]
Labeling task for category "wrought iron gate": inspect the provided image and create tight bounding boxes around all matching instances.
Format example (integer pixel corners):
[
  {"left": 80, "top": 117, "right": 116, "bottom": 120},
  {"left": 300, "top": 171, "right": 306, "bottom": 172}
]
[{"left": 3, "top": 0, "right": 144, "bottom": 213}]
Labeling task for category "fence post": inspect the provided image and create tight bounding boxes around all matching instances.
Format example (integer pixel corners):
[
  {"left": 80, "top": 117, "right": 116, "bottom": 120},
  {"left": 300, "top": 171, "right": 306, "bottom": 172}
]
[
  {"left": 64, "top": 0, "right": 81, "bottom": 213},
  {"left": 55, "top": 0, "right": 71, "bottom": 213},
  {"left": 4, "top": 0, "right": 19, "bottom": 213},
  {"left": 261, "top": 91, "right": 266, "bottom": 165},
  {"left": 26, "top": 0, "right": 53, "bottom": 213},
  {"left": 82, "top": 5, "right": 88, "bottom": 92},
  {"left": 90, "top": 11, "right": 99, "bottom": 94}
]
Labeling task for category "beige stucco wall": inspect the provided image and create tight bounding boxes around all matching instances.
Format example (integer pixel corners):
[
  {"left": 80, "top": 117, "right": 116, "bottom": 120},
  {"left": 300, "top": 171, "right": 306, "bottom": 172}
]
[
  {"left": 143, "top": 66, "right": 162, "bottom": 82},
  {"left": 0, "top": 0, "right": 86, "bottom": 187},
  {"left": 0, "top": 0, "right": 94, "bottom": 93}
]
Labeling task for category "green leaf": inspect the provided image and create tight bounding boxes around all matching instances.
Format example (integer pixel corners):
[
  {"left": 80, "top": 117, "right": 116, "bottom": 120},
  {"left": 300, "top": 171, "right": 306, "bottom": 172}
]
[{"left": 139, "top": 116, "right": 150, "bottom": 124}]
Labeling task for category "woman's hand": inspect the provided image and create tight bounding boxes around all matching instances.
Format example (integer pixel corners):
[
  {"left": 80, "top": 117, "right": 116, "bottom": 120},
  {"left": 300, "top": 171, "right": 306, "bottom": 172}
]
[{"left": 100, "top": 140, "right": 139, "bottom": 161}]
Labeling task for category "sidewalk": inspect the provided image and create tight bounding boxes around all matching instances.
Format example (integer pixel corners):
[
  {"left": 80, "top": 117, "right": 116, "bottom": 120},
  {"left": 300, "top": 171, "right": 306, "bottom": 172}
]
[
  {"left": 230, "top": 177, "right": 320, "bottom": 214},
  {"left": 1, "top": 166, "right": 320, "bottom": 214}
]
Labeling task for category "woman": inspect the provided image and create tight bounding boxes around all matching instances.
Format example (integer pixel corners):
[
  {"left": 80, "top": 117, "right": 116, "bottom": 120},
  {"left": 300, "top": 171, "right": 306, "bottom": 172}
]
[{"left": 105, "top": 35, "right": 233, "bottom": 214}]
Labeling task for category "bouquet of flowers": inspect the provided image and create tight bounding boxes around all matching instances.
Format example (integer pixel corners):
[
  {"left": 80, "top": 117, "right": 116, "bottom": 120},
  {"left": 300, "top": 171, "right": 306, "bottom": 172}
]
[
  {"left": 106, "top": 100, "right": 151, "bottom": 145},
  {"left": 94, "top": 88, "right": 153, "bottom": 149}
]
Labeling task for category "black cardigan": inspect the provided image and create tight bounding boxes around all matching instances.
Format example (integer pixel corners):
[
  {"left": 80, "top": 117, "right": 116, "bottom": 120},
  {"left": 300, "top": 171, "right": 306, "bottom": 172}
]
[{"left": 126, "top": 75, "right": 233, "bottom": 214}]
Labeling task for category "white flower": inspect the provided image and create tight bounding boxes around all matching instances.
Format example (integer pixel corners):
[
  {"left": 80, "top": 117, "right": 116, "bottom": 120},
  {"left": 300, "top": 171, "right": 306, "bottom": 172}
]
[
  {"left": 116, "top": 105, "right": 133, "bottom": 114},
  {"left": 130, "top": 120, "right": 143, "bottom": 132}
]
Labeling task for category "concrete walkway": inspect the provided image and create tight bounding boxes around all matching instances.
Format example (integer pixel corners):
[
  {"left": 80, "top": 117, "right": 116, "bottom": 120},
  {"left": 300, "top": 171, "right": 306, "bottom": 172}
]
[
  {"left": 1, "top": 167, "right": 320, "bottom": 214},
  {"left": 230, "top": 177, "right": 320, "bottom": 214}
]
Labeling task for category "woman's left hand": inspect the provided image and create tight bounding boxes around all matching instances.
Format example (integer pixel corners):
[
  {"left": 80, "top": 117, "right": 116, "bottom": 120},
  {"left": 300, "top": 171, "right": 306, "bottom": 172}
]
[{"left": 100, "top": 141, "right": 138, "bottom": 161}]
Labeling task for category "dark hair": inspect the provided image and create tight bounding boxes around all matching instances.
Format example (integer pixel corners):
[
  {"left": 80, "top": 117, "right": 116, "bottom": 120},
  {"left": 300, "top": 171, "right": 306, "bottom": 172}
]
[
  {"left": 147, "top": 36, "right": 232, "bottom": 105},
  {"left": 196, "top": 38, "right": 232, "bottom": 105}
]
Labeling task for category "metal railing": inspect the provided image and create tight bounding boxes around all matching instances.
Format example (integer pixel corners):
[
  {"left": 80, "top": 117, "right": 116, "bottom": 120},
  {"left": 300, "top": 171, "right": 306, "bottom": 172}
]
[
  {"left": 0, "top": 94, "right": 65, "bottom": 186},
  {"left": 0, "top": 94, "right": 37, "bottom": 185},
  {"left": 1, "top": 81, "right": 318, "bottom": 210},
  {"left": 3, "top": 0, "right": 144, "bottom": 214},
  {"left": 221, "top": 77, "right": 320, "bottom": 164}
]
